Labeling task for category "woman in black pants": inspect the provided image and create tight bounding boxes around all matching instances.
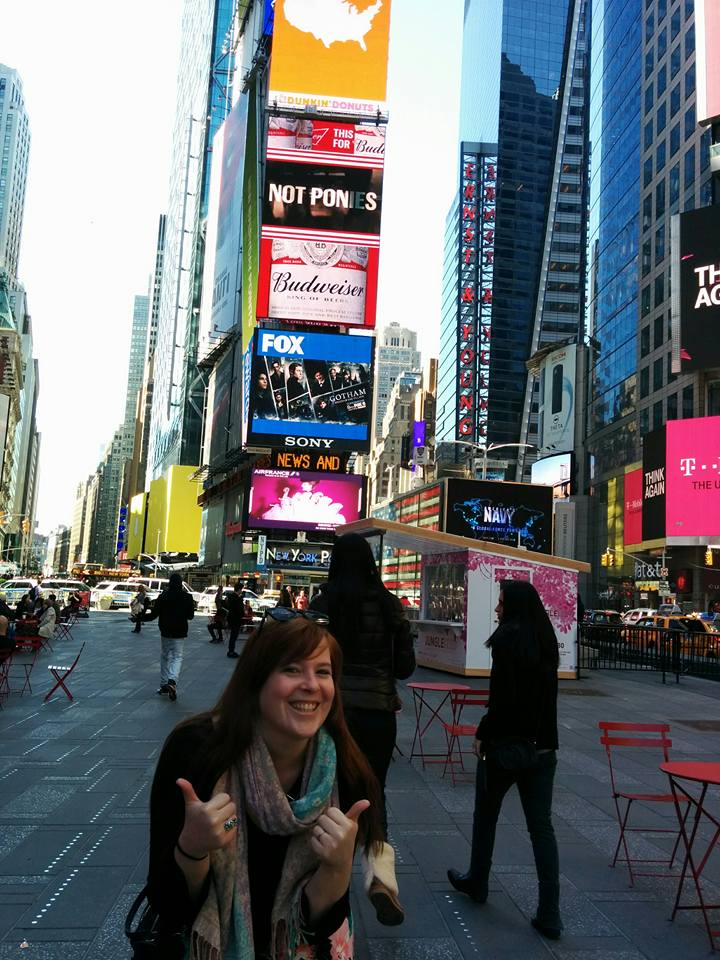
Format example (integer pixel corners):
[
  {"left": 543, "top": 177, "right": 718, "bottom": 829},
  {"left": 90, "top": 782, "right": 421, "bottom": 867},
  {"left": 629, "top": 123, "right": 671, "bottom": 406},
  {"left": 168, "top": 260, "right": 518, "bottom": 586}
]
[
  {"left": 447, "top": 580, "right": 562, "bottom": 940},
  {"left": 311, "top": 533, "right": 415, "bottom": 926}
]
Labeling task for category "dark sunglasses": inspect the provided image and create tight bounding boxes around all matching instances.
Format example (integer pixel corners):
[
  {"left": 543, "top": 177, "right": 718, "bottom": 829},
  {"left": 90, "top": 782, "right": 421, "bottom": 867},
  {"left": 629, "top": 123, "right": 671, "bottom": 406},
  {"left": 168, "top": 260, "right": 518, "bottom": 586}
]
[{"left": 260, "top": 608, "right": 330, "bottom": 626}]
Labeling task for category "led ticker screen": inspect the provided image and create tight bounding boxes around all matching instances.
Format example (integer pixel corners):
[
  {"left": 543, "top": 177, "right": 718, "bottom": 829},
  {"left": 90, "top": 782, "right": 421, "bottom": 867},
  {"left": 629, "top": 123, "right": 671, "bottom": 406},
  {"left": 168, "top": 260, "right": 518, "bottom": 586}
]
[
  {"left": 247, "top": 329, "right": 374, "bottom": 452},
  {"left": 445, "top": 479, "right": 553, "bottom": 554},
  {"left": 246, "top": 468, "right": 365, "bottom": 533}
]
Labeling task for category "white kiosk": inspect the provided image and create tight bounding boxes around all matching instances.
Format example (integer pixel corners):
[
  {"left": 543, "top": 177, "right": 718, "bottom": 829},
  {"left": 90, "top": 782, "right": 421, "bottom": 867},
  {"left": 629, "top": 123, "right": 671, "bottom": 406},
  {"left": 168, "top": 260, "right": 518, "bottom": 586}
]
[{"left": 339, "top": 518, "right": 590, "bottom": 679}]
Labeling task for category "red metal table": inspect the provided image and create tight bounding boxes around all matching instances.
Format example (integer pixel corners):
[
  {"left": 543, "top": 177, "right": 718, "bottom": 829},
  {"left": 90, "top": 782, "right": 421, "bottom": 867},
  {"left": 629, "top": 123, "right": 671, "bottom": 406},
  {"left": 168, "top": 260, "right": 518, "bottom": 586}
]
[
  {"left": 661, "top": 760, "right": 720, "bottom": 950},
  {"left": 407, "top": 681, "right": 471, "bottom": 768}
]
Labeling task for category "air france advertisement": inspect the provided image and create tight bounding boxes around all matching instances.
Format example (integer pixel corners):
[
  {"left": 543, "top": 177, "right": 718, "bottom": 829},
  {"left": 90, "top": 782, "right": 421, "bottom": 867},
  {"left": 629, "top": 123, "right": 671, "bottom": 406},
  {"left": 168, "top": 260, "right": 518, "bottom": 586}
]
[{"left": 247, "top": 329, "right": 375, "bottom": 452}]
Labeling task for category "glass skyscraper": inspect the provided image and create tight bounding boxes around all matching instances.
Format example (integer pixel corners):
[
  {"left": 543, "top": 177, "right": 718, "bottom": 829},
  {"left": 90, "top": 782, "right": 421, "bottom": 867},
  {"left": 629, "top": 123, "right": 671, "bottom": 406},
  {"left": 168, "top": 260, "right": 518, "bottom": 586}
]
[
  {"left": 148, "top": 0, "right": 235, "bottom": 481},
  {"left": 437, "top": 0, "right": 588, "bottom": 474}
]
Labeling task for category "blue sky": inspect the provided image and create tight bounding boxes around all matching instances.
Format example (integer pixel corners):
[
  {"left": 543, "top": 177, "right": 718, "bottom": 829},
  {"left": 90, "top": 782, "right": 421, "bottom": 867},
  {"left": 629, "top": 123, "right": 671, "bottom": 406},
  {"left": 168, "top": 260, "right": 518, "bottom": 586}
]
[{"left": 3, "top": 0, "right": 463, "bottom": 534}]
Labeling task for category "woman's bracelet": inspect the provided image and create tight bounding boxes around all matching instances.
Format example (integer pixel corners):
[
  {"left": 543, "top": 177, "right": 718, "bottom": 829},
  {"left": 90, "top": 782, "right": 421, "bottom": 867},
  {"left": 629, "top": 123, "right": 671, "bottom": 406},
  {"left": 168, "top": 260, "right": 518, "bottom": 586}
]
[{"left": 175, "top": 840, "right": 209, "bottom": 862}]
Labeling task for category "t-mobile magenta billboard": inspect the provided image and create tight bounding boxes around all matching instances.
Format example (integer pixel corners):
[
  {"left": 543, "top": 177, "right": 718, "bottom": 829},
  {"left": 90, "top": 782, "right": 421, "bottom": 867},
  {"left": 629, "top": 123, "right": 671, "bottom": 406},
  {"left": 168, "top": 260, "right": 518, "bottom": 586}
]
[{"left": 665, "top": 416, "right": 720, "bottom": 541}]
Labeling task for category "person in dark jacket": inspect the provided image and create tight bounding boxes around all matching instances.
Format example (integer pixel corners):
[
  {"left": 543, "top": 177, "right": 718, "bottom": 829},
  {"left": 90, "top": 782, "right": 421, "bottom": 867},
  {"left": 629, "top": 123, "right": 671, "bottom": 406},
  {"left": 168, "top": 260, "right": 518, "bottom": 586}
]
[
  {"left": 277, "top": 585, "right": 295, "bottom": 609},
  {"left": 311, "top": 532, "right": 415, "bottom": 926},
  {"left": 223, "top": 580, "right": 244, "bottom": 659},
  {"left": 144, "top": 573, "right": 195, "bottom": 701},
  {"left": 447, "top": 580, "right": 562, "bottom": 940}
]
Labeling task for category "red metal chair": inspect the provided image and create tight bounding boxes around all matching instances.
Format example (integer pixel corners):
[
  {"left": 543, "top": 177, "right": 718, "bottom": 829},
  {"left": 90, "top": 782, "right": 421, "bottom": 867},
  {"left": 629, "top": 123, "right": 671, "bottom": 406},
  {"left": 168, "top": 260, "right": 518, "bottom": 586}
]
[
  {"left": 441, "top": 690, "right": 490, "bottom": 785},
  {"left": 44, "top": 643, "right": 85, "bottom": 703},
  {"left": 598, "top": 721, "right": 690, "bottom": 885}
]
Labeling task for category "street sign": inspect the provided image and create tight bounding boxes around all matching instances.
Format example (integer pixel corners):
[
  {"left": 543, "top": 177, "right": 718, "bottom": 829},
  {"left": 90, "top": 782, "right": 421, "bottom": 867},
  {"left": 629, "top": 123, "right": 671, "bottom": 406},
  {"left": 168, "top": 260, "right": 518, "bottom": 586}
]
[{"left": 257, "top": 534, "right": 267, "bottom": 569}]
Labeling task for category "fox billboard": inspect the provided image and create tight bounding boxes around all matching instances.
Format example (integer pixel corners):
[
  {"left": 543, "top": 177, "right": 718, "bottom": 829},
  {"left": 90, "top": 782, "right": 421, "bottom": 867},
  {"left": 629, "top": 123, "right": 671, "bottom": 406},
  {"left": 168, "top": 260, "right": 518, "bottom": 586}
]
[
  {"left": 267, "top": 0, "right": 392, "bottom": 116},
  {"left": 247, "top": 329, "right": 375, "bottom": 452},
  {"left": 671, "top": 206, "right": 720, "bottom": 373}
]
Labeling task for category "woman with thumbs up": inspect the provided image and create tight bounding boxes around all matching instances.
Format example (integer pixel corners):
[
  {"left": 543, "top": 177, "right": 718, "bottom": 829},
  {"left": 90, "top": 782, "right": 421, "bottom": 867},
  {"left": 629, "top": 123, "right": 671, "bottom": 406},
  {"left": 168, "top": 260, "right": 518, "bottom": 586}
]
[{"left": 147, "top": 611, "right": 383, "bottom": 959}]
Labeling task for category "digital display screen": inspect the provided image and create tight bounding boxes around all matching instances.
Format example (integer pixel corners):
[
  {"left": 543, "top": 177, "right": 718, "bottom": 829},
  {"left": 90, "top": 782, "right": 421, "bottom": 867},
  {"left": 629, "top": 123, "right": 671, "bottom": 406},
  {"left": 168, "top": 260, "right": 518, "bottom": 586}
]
[
  {"left": 665, "top": 416, "right": 720, "bottom": 539},
  {"left": 246, "top": 468, "right": 365, "bottom": 532},
  {"left": 444, "top": 479, "right": 554, "bottom": 554}
]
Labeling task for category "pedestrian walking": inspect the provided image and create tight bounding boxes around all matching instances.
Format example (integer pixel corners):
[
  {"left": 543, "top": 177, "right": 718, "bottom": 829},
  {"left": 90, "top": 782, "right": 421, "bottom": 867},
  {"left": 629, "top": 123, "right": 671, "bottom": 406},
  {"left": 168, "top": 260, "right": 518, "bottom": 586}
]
[
  {"left": 311, "top": 532, "right": 415, "bottom": 925},
  {"left": 144, "top": 573, "right": 195, "bottom": 702},
  {"left": 277, "top": 585, "right": 294, "bottom": 609},
  {"left": 207, "top": 585, "right": 226, "bottom": 644},
  {"left": 146, "top": 612, "right": 384, "bottom": 959},
  {"left": 223, "top": 580, "right": 244, "bottom": 659},
  {"left": 447, "top": 580, "right": 562, "bottom": 940},
  {"left": 130, "top": 585, "right": 150, "bottom": 634}
]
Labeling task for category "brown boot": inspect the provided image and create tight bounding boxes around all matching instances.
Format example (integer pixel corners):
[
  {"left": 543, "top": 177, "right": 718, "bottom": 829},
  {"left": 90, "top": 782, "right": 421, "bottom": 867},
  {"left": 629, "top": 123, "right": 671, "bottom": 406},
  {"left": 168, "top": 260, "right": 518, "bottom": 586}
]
[
  {"left": 368, "top": 878, "right": 405, "bottom": 925},
  {"left": 363, "top": 841, "right": 404, "bottom": 926}
]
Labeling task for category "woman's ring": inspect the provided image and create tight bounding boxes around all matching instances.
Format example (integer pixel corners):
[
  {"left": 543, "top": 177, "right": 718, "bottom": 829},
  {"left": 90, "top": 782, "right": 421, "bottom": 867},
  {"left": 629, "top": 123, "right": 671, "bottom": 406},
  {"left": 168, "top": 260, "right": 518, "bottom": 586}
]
[{"left": 223, "top": 816, "right": 238, "bottom": 832}]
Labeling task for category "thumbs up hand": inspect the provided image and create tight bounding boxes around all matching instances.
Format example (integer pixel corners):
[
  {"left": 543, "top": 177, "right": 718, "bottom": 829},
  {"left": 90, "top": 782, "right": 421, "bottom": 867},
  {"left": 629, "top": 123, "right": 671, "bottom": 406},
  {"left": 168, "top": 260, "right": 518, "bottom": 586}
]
[
  {"left": 176, "top": 778, "right": 238, "bottom": 859},
  {"left": 309, "top": 800, "right": 371, "bottom": 873}
]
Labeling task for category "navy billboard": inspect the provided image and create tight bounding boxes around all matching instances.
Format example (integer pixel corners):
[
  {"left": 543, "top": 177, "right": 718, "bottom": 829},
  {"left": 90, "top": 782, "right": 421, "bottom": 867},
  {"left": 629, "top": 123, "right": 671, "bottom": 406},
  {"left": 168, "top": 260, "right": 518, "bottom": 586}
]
[
  {"left": 247, "top": 329, "right": 375, "bottom": 452},
  {"left": 444, "top": 479, "right": 554, "bottom": 554}
]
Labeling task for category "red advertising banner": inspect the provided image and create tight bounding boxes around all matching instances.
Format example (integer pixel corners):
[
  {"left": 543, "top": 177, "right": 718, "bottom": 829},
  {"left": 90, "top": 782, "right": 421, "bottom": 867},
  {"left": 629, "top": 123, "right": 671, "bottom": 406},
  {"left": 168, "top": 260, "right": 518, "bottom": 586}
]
[
  {"left": 257, "top": 121, "right": 384, "bottom": 329},
  {"left": 623, "top": 468, "right": 643, "bottom": 546}
]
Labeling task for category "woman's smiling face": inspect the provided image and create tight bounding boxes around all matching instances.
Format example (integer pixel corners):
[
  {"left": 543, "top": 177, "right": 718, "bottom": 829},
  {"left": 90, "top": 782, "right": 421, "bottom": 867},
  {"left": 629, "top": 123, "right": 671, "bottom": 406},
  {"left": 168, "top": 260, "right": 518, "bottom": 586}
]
[{"left": 257, "top": 639, "right": 335, "bottom": 748}]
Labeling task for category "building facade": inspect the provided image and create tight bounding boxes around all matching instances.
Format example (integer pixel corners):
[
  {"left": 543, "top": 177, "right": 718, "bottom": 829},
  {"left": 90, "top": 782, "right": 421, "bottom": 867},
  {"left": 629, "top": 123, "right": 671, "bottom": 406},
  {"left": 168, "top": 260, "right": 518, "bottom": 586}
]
[
  {"left": 0, "top": 64, "right": 30, "bottom": 284},
  {"left": 585, "top": 0, "right": 720, "bottom": 606},
  {"left": 437, "top": 0, "right": 589, "bottom": 477},
  {"left": 147, "top": 0, "right": 235, "bottom": 482},
  {"left": 374, "top": 322, "right": 421, "bottom": 438}
]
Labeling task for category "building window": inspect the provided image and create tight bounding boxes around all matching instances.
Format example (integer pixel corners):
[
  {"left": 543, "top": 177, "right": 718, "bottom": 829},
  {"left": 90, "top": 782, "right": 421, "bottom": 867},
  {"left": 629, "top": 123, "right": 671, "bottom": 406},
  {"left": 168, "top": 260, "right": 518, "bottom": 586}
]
[
  {"left": 685, "top": 63, "right": 695, "bottom": 97},
  {"left": 671, "top": 6, "right": 681, "bottom": 39},
  {"left": 667, "top": 351, "right": 676, "bottom": 383},
  {"left": 657, "top": 103, "right": 667, "bottom": 134},
  {"left": 657, "top": 140, "right": 666, "bottom": 172},
  {"left": 645, "top": 118, "right": 654, "bottom": 149},
  {"left": 644, "top": 156, "right": 653, "bottom": 187},
  {"left": 642, "top": 285, "right": 652, "bottom": 316},
  {"left": 685, "top": 146, "right": 695, "bottom": 188},
  {"left": 642, "top": 239, "right": 652, "bottom": 276},
  {"left": 646, "top": 12, "right": 654, "bottom": 40},
  {"left": 685, "top": 105, "right": 696, "bottom": 140},
  {"left": 667, "top": 392, "right": 678, "bottom": 419},
  {"left": 682, "top": 385, "right": 694, "bottom": 418},
  {"left": 670, "top": 162, "right": 680, "bottom": 207},
  {"left": 656, "top": 229, "right": 666, "bottom": 267},
  {"left": 656, "top": 180, "right": 666, "bottom": 218},
  {"left": 701, "top": 129, "right": 711, "bottom": 171},
  {"left": 643, "top": 193, "right": 653, "bottom": 229},
  {"left": 658, "top": 64, "right": 667, "bottom": 96},
  {"left": 657, "top": 26, "right": 667, "bottom": 58},
  {"left": 670, "top": 83, "right": 681, "bottom": 117},
  {"left": 653, "top": 357, "right": 664, "bottom": 391},
  {"left": 653, "top": 401, "right": 664, "bottom": 430},
  {"left": 708, "top": 381, "right": 720, "bottom": 417},
  {"left": 640, "top": 367, "right": 650, "bottom": 399},
  {"left": 655, "top": 273, "right": 665, "bottom": 307},
  {"left": 640, "top": 408, "right": 650, "bottom": 434},
  {"left": 654, "top": 314, "right": 664, "bottom": 349},
  {"left": 645, "top": 84, "right": 654, "bottom": 114},
  {"left": 645, "top": 48, "right": 655, "bottom": 79},
  {"left": 670, "top": 122, "right": 680, "bottom": 156},
  {"left": 641, "top": 325, "right": 651, "bottom": 357}
]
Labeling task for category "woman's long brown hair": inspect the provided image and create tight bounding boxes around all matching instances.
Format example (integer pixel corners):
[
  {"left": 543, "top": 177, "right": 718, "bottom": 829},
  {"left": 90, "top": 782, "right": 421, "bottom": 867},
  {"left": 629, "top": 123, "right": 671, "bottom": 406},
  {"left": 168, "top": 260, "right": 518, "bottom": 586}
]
[{"left": 176, "top": 616, "right": 384, "bottom": 853}]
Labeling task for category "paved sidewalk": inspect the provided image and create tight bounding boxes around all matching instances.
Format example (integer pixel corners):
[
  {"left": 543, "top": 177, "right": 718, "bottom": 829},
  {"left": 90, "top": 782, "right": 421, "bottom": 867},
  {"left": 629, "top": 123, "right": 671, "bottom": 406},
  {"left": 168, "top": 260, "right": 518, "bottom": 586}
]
[{"left": 1, "top": 613, "right": 720, "bottom": 958}]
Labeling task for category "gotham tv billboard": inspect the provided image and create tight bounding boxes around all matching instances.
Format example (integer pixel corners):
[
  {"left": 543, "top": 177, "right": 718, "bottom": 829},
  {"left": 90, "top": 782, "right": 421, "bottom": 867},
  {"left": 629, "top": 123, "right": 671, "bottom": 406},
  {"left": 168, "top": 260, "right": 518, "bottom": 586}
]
[
  {"left": 444, "top": 479, "right": 554, "bottom": 554},
  {"left": 246, "top": 329, "right": 374, "bottom": 452}
]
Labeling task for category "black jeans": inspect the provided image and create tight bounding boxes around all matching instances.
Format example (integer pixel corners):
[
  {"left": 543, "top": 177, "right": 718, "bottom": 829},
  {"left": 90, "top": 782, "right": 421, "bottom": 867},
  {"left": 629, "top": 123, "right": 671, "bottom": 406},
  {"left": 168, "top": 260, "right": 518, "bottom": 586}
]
[
  {"left": 227, "top": 624, "right": 240, "bottom": 654},
  {"left": 470, "top": 751, "right": 561, "bottom": 929},
  {"left": 344, "top": 708, "right": 396, "bottom": 839}
]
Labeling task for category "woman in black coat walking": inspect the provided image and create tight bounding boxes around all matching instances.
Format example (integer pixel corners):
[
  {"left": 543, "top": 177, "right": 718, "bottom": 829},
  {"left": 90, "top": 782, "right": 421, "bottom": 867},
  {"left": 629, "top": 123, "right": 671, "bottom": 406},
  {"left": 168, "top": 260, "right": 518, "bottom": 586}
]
[
  {"left": 447, "top": 580, "right": 562, "bottom": 940},
  {"left": 311, "top": 533, "right": 415, "bottom": 926}
]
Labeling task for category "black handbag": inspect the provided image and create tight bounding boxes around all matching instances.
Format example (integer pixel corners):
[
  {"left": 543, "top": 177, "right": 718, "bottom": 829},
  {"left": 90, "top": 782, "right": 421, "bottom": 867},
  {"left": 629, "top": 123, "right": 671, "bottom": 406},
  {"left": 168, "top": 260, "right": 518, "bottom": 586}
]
[{"left": 124, "top": 886, "right": 187, "bottom": 959}]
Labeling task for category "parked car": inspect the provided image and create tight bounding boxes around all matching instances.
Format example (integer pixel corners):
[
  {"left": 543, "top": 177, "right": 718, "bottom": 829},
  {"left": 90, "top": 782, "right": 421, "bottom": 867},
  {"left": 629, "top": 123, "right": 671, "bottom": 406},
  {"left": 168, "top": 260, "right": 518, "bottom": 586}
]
[
  {"left": 624, "top": 615, "right": 720, "bottom": 657},
  {"left": 583, "top": 609, "right": 624, "bottom": 644},
  {"left": 90, "top": 581, "right": 114, "bottom": 607},
  {"left": 126, "top": 576, "right": 198, "bottom": 606},
  {"left": 622, "top": 607, "right": 656, "bottom": 624},
  {"left": 97, "top": 582, "right": 142, "bottom": 610},
  {"left": 0, "top": 577, "right": 38, "bottom": 605},
  {"left": 39, "top": 579, "right": 91, "bottom": 611}
]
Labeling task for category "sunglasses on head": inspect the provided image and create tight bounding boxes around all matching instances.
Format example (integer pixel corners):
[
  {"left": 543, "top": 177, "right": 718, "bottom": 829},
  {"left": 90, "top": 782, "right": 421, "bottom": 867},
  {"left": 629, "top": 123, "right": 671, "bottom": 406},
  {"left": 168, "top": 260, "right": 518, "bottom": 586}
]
[{"left": 260, "top": 608, "right": 330, "bottom": 626}]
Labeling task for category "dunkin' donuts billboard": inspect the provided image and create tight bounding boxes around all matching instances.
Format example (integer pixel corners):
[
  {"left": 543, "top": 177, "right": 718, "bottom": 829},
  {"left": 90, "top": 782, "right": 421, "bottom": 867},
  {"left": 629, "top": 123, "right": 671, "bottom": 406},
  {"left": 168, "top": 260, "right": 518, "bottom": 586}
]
[
  {"left": 267, "top": 0, "right": 392, "bottom": 117},
  {"left": 257, "top": 120, "right": 384, "bottom": 328}
]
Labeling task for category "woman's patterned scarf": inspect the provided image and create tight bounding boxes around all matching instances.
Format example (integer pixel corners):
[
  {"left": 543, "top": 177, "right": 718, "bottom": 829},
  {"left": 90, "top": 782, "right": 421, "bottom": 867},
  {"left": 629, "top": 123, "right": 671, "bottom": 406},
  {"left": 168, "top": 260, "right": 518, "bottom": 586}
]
[{"left": 190, "top": 727, "right": 342, "bottom": 960}]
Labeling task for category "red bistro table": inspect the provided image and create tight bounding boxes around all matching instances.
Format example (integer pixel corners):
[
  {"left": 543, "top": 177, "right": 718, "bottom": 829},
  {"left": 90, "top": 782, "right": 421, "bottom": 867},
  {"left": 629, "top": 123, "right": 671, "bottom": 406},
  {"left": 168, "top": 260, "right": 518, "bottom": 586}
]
[
  {"left": 661, "top": 760, "right": 720, "bottom": 950},
  {"left": 407, "top": 681, "right": 471, "bottom": 768}
]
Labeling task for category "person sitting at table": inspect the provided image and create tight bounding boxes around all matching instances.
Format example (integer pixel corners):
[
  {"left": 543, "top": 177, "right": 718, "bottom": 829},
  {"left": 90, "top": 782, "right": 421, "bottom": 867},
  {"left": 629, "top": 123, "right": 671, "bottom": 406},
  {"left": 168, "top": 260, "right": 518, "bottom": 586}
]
[
  {"left": 15, "top": 593, "right": 32, "bottom": 619},
  {"left": 37, "top": 598, "right": 57, "bottom": 640}
]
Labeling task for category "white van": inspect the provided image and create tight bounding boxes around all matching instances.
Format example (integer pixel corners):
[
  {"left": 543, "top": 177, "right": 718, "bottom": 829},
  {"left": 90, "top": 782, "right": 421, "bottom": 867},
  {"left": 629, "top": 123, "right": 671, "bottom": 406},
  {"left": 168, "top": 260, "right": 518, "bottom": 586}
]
[
  {"left": 622, "top": 607, "right": 656, "bottom": 624},
  {"left": 128, "top": 577, "right": 198, "bottom": 605}
]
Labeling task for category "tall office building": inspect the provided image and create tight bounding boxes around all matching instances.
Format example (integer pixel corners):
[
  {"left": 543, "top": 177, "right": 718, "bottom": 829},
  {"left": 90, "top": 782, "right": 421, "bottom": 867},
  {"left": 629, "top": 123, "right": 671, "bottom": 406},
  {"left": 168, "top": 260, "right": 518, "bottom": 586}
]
[
  {"left": 147, "top": 215, "right": 166, "bottom": 360},
  {"left": 585, "top": 0, "right": 718, "bottom": 604},
  {"left": 437, "top": 0, "right": 588, "bottom": 475},
  {"left": 122, "top": 294, "right": 150, "bottom": 451},
  {"left": 374, "top": 322, "right": 421, "bottom": 436},
  {"left": 148, "top": 0, "right": 235, "bottom": 481},
  {"left": 0, "top": 65, "right": 30, "bottom": 284}
]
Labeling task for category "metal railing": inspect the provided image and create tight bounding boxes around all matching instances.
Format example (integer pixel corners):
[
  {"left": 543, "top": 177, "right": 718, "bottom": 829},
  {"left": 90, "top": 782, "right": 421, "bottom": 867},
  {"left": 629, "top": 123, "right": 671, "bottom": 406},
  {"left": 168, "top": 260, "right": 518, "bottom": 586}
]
[{"left": 578, "top": 623, "right": 720, "bottom": 684}]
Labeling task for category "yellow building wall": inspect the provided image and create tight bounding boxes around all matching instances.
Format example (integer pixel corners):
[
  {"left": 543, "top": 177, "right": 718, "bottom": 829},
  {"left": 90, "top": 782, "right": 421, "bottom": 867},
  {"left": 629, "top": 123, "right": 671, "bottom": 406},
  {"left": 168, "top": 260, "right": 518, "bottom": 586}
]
[
  {"left": 146, "top": 465, "right": 202, "bottom": 555},
  {"left": 126, "top": 493, "right": 147, "bottom": 559}
]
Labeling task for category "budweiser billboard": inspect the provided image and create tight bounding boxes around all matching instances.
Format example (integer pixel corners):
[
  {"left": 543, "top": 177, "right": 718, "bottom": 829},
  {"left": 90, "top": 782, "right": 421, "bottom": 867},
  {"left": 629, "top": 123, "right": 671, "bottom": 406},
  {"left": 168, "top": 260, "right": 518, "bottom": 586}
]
[
  {"left": 257, "top": 122, "right": 384, "bottom": 328},
  {"left": 267, "top": 0, "right": 392, "bottom": 117}
]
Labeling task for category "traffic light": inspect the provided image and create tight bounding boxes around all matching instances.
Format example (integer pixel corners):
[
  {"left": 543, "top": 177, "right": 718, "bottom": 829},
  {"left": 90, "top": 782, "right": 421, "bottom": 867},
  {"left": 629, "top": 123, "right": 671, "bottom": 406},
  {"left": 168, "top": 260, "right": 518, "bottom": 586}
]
[
  {"left": 706, "top": 548, "right": 714, "bottom": 567},
  {"left": 601, "top": 548, "right": 614, "bottom": 567},
  {"left": 21, "top": 517, "right": 30, "bottom": 535},
  {"left": 601, "top": 551, "right": 608, "bottom": 567}
]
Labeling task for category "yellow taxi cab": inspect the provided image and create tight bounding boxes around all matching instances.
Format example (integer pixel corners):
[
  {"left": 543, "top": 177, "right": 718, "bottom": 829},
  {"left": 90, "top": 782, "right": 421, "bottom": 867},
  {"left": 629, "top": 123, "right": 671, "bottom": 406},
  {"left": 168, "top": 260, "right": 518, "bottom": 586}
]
[{"left": 624, "top": 614, "right": 719, "bottom": 657}]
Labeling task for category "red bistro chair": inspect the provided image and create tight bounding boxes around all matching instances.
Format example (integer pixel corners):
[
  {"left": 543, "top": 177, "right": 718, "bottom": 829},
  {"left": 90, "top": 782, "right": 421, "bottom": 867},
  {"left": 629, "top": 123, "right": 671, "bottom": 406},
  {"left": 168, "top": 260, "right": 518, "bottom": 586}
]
[
  {"left": 442, "top": 690, "right": 490, "bottom": 786},
  {"left": 44, "top": 643, "right": 85, "bottom": 703},
  {"left": 598, "top": 721, "right": 690, "bottom": 885}
]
